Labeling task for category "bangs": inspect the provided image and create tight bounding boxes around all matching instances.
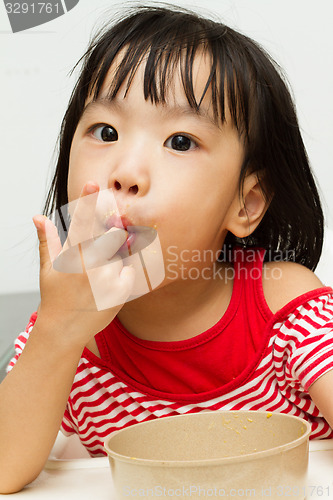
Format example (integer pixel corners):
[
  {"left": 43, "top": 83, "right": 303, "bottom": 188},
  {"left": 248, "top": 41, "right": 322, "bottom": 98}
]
[{"left": 83, "top": 7, "right": 252, "bottom": 136}]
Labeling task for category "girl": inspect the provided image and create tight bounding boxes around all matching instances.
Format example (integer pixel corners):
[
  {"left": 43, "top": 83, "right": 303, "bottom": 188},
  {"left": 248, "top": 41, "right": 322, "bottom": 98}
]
[{"left": 1, "top": 4, "right": 333, "bottom": 493}]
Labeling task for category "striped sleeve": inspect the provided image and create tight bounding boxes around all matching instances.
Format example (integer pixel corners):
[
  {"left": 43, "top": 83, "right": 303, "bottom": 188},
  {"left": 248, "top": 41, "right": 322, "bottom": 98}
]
[
  {"left": 5, "top": 312, "right": 76, "bottom": 436},
  {"left": 273, "top": 294, "right": 333, "bottom": 392},
  {"left": 60, "top": 411, "right": 76, "bottom": 436},
  {"left": 6, "top": 312, "right": 38, "bottom": 374}
]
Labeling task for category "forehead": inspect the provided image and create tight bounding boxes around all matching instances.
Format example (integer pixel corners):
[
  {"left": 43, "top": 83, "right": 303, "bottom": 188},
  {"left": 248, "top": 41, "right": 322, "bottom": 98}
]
[{"left": 85, "top": 47, "right": 227, "bottom": 129}]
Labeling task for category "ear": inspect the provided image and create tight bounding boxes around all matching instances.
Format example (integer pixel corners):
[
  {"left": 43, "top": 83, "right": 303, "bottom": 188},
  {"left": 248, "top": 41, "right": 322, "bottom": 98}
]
[{"left": 225, "top": 172, "right": 271, "bottom": 239}]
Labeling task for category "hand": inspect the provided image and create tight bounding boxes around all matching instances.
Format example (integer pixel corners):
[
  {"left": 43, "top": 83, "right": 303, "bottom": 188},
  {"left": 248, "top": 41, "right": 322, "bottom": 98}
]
[{"left": 32, "top": 182, "right": 135, "bottom": 347}]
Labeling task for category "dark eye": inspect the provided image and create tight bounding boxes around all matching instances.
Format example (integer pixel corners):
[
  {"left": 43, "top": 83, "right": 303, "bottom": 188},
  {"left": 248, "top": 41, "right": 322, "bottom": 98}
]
[
  {"left": 165, "top": 134, "right": 197, "bottom": 152},
  {"left": 92, "top": 125, "right": 118, "bottom": 142}
]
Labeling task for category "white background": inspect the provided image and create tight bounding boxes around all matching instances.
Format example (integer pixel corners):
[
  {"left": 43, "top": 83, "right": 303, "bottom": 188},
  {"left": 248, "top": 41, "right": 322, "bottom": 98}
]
[{"left": 0, "top": 0, "right": 333, "bottom": 294}]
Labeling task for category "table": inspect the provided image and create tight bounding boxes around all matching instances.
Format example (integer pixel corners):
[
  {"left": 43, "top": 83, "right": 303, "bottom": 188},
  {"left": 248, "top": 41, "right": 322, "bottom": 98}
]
[{"left": 1, "top": 435, "right": 333, "bottom": 499}]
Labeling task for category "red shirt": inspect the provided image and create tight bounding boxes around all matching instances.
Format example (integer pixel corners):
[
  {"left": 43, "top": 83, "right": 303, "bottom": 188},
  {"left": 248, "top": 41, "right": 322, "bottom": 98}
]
[{"left": 96, "top": 247, "right": 272, "bottom": 394}]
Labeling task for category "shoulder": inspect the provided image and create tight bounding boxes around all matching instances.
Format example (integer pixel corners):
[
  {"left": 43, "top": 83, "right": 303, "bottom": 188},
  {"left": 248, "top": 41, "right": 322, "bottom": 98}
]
[{"left": 262, "top": 260, "right": 325, "bottom": 315}]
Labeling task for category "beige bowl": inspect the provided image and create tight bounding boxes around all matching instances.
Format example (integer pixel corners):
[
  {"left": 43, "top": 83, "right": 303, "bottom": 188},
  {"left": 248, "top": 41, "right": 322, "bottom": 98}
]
[{"left": 104, "top": 411, "right": 311, "bottom": 499}]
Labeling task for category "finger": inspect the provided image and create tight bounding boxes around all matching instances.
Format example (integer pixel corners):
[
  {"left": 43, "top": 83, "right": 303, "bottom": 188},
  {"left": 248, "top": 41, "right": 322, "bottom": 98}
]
[
  {"left": 52, "top": 245, "right": 85, "bottom": 273},
  {"left": 86, "top": 263, "right": 135, "bottom": 311},
  {"left": 33, "top": 215, "right": 62, "bottom": 271},
  {"left": 118, "top": 264, "right": 136, "bottom": 301},
  {"left": 80, "top": 227, "right": 128, "bottom": 270},
  {"left": 67, "top": 182, "right": 100, "bottom": 247},
  {"left": 52, "top": 227, "right": 128, "bottom": 274}
]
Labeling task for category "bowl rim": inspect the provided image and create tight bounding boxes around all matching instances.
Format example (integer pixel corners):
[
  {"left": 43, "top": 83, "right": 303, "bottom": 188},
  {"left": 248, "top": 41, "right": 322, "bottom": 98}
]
[{"left": 103, "top": 410, "right": 311, "bottom": 468}]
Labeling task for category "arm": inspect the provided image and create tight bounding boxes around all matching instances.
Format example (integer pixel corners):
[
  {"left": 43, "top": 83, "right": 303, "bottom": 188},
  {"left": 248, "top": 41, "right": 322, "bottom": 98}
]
[
  {"left": 263, "top": 260, "right": 333, "bottom": 430},
  {"left": 308, "top": 372, "right": 333, "bottom": 430},
  {"left": 0, "top": 183, "right": 134, "bottom": 493},
  {"left": 0, "top": 318, "right": 85, "bottom": 493}
]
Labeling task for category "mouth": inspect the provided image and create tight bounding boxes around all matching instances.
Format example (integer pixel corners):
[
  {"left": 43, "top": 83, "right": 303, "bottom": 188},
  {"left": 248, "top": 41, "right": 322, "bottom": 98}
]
[
  {"left": 118, "top": 230, "right": 136, "bottom": 255},
  {"left": 105, "top": 213, "right": 132, "bottom": 231},
  {"left": 117, "top": 226, "right": 157, "bottom": 257},
  {"left": 104, "top": 214, "right": 157, "bottom": 257}
]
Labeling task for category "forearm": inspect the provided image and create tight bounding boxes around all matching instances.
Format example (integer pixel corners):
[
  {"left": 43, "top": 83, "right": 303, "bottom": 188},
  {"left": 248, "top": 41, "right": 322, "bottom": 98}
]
[
  {"left": 308, "top": 370, "right": 333, "bottom": 430},
  {"left": 0, "top": 320, "right": 85, "bottom": 494}
]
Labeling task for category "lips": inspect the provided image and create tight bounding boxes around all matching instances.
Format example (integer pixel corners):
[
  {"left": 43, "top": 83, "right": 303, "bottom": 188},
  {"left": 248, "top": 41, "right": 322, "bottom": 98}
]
[
  {"left": 103, "top": 213, "right": 157, "bottom": 257},
  {"left": 105, "top": 213, "right": 133, "bottom": 231},
  {"left": 118, "top": 231, "right": 137, "bottom": 255}
]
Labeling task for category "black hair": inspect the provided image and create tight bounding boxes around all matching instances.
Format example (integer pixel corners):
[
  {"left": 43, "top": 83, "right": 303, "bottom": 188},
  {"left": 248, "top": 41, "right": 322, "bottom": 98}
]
[{"left": 44, "top": 3, "right": 324, "bottom": 270}]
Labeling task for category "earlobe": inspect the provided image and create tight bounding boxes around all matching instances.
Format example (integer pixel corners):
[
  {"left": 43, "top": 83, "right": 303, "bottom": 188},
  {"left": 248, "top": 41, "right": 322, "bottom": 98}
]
[{"left": 226, "top": 173, "right": 270, "bottom": 238}]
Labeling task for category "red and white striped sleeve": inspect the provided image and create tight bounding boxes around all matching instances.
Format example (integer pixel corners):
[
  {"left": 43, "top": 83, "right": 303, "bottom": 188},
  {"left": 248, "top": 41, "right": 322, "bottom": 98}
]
[
  {"left": 6, "top": 312, "right": 37, "bottom": 374},
  {"left": 273, "top": 293, "right": 333, "bottom": 392},
  {"left": 5, "top": 312, "right": 76, "bottom": 436}
]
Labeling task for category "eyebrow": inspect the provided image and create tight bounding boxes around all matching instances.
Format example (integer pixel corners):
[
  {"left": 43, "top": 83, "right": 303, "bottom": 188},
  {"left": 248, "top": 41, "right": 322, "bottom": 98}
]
[{"left": 81, "top": 97, "right": 221, "bottom": 130}]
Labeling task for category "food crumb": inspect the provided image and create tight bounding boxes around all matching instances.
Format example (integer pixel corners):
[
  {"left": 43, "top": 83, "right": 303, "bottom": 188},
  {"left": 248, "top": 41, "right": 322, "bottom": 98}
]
[
  {"left": 266, "top": 413, "right": 273, "bottom": 418},
  {"left": 243, "top": 425, "right": 247, "bottom": 430},
  {"left": 247, "top": 418, "right": 253, "bottom": 423}
]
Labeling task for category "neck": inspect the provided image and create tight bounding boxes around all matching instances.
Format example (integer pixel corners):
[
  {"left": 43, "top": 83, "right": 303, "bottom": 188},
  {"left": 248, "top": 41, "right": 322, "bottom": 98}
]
[{"left": 116, "top": 261, "right": 233, "bottom": 342}]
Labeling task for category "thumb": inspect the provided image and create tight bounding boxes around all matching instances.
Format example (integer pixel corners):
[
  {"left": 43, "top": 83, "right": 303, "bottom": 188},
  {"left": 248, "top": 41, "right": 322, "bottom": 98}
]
[{"left": 33, "top": 215, "right": 62, "bottom": 271}]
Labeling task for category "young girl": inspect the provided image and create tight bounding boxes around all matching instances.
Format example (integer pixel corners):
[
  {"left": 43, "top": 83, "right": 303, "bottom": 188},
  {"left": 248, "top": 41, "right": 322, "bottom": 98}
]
[{"left": 1, "top": 4, "right": 333, "bottom": 493}]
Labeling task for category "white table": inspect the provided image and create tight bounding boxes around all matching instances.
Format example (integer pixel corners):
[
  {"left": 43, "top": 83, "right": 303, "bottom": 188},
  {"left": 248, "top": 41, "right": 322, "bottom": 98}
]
[{"left": 1, "top": 435, "right": 333, "bottom": 499}]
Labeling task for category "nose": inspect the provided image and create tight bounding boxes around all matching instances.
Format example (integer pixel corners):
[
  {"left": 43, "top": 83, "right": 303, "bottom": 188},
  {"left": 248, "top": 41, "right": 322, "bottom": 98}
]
[
  {"left": 108, "top": 152, "right": 150, "bottom": 197},
  {"left": 113, "top": 179, "right": 139, "bottom": 195}
]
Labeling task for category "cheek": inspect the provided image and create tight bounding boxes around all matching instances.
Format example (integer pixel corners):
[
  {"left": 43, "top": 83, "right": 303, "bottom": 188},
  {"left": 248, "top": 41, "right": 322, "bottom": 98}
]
[
  {"left": 67, "top": 159, "right": 82, "bottom": 204},
  {"left": 67, "top": 135, "right": 81, "bottom": 201},
  {"left": 67, "top": 138, "right": 96, "bottom": 202},
  {"left": 68, "top": 138, "right": 113, "bottom": 202}
]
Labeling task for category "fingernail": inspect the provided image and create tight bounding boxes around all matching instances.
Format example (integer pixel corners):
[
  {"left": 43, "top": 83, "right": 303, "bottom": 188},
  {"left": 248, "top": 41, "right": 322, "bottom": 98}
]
[{"left": 33, "top": 216, "right": 43, "bottom": 230}]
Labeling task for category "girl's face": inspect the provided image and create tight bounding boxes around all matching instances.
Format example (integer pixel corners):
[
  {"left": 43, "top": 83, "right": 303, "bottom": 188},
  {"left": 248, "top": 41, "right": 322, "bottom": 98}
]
[{"left": 68, "top": 51, "right": 245, "bottom": 282}]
